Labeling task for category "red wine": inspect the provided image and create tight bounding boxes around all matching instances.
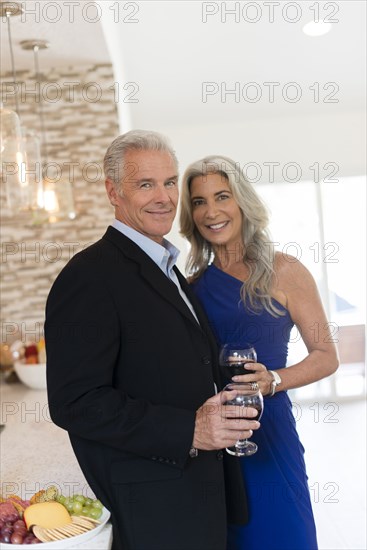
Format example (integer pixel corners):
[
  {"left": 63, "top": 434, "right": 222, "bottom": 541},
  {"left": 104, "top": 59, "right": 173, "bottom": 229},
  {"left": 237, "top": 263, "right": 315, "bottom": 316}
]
[{"left": 222, "top": 360, "right": 256, "bottom": 379}]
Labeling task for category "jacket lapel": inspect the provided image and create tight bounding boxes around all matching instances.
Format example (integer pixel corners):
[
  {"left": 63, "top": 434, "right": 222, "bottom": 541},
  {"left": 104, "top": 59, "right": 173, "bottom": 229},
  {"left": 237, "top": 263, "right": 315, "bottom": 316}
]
[
  {"left": 174, "top": 268, "right": 212, "bottom": 329},
  {"left": 103, "top": 227, "right": 201, "bottom": 330},
  {"left": 103, "top": 226, "right": 222, "bottom": 388},
  {"left": 174, "top": 268, "right": 222, "bottom": 388}
]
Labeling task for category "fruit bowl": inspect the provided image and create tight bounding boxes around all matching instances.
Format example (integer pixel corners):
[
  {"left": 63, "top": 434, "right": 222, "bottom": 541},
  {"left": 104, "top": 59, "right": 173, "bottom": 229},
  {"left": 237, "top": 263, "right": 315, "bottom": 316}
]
[
  {"left": 13, "top": 362, "right": 47, "bottom": 390},
  {"left": 0, "top": 507, "right": 111, "bottom": 549}
]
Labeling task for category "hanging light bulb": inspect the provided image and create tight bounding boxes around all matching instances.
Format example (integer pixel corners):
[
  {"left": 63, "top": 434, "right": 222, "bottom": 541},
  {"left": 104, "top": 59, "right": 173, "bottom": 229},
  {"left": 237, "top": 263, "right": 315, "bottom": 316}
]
[
  {"left": 0, "top": 106, "right": 27, "bottom": 210},
  {"left": 42, "top": 177, "right": 77, "bottom": 223},
  {"left": 22, "top": 129, "right": 44, "bottom": 209},
  {"left": 0, "top": 2, "right": 23, "bottom": 118},
  {"left": 0, "top": 2, "right": 39, "bottom": 213},
  {"left": 21, "top": 39, "right": 77, "bottom": 223}
]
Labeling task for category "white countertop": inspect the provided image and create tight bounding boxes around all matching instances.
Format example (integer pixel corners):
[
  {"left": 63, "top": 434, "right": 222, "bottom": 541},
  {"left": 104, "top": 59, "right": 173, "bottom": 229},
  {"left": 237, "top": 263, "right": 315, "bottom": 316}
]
[{"left": 0, "top": 380, "right": 112, "bottom": 549}]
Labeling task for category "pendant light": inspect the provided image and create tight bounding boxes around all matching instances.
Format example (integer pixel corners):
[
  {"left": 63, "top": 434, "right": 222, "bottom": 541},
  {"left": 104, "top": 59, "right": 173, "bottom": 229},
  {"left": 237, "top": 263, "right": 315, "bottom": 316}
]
[
  {"left": 0, "top": 1, "right": 35, "bottom": 213},
  {"left": 20, "top": 39, "right": 76, "bottom": 223}
]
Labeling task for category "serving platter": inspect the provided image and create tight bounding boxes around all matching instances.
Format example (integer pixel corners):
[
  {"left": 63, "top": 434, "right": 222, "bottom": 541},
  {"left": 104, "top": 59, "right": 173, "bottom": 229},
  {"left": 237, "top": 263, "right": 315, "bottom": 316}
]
[{"left": 0, "top": 508, "right": 110, "bottom": 550}]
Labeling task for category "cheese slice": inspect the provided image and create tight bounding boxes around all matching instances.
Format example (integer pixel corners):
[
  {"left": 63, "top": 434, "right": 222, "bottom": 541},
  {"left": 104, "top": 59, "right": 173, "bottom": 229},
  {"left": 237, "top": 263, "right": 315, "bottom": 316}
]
[{"left": 24, "top": 501, "right": 72, "bottom": 529}]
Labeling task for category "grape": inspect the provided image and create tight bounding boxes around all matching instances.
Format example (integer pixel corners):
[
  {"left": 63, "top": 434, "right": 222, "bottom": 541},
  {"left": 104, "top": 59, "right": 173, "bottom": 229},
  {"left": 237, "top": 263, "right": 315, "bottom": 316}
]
[
  {"left": 13, "top": 519, "right": 26, "bottom": 530},
  {"left": 23, "top": 534, "right": 36, "bottom": 544},
  {"left": 65, "top": 501, "right": 74, "bottom": 513},
  {"left": 5, "top": 521, "right": 14, "bottom": 528},
  {"left": 72, "top": 501, "right": 83, "bottom": 514},
  {"left": 92, "top": 499, "right": 103, "bottom": 510},
  {"left": 89, "top": 507, "right": 102, "bottom": 520},
  {"left": 0, "top": 513, "right": 36, "bottom": 545},
  {"left": 57, "top": 493, "right": 104, "bottom": 519},
  {"left": 10, "top": 532, "right": 24, "bottom": 544}
]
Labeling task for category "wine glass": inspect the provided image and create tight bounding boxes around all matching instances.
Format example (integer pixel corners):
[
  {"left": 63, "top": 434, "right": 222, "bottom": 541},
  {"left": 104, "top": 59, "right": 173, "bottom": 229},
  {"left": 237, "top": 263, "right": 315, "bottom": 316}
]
[
  {"left": 219, "top": 342, "right": 257, "bottom": 379},
  {"left": 219, "top": 343, "right": 264, "bottom": 457}
]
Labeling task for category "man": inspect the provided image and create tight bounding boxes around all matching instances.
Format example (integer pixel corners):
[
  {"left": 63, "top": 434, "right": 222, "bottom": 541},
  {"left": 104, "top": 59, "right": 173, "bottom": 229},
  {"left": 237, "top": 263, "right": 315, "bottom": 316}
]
[{"left": 45, "top": 130, "right": 259, "bottom": 550}]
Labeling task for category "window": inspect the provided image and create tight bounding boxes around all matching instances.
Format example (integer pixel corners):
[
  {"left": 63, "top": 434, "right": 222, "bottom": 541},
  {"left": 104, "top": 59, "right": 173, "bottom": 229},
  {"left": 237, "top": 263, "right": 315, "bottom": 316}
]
[{"left": 257, "top": 176, "right": 366, "bottom": 400}]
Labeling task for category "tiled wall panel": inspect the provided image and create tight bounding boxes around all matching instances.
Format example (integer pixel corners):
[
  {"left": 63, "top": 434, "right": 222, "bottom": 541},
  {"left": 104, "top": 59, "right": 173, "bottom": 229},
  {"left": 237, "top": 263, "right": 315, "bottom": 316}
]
[{"left": 1, "top": 64, "right": 119, "bottom": 344}]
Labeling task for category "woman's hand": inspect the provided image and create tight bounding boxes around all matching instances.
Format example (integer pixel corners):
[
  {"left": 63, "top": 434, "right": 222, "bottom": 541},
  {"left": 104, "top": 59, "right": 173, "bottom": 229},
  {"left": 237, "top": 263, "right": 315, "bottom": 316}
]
[{"left": 231, "top": 363, "right": 275, "bottom": 396}]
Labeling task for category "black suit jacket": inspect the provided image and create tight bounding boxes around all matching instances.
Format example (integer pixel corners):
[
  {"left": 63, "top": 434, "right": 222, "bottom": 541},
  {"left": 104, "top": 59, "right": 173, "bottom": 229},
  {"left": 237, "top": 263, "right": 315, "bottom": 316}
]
[{"left": 45, "top": 226, "right": 247, "bottom": 550}]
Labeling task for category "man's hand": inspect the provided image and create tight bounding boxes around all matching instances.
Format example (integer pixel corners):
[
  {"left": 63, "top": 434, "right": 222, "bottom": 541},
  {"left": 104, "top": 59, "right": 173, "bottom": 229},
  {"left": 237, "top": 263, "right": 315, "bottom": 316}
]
[{"left": 192, "top": 390, "right": 260, "bottom": 451}]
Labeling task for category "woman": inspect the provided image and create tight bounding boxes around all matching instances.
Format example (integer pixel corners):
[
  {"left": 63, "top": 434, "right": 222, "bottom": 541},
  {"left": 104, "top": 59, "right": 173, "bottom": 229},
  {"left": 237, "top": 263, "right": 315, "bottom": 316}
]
[{"left": 180, "top": 156, "right": 339, "bottom": 550}]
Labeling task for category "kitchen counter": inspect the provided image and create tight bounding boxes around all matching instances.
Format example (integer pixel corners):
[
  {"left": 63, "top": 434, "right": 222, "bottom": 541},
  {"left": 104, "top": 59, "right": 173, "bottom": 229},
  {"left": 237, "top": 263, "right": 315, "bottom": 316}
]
[{"left": 0, "top": 380, "right": 112, "bottom": 549}]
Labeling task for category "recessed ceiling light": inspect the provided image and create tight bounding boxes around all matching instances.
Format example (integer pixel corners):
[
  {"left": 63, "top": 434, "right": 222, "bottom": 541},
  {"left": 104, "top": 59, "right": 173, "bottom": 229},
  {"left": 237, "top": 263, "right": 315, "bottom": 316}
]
[{"left": 303, "top": 21, "right": 332, "bottom": 37}]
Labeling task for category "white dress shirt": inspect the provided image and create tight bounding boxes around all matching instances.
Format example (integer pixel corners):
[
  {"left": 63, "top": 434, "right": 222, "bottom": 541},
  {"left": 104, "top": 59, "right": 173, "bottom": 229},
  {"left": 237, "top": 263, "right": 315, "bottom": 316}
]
[{"left": 112, "top": 219, "right": 199, "bottom": 324}]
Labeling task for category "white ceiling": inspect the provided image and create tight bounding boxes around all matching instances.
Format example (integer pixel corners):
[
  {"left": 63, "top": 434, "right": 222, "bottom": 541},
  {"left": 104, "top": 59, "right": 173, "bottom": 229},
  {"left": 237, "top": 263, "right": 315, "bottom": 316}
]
[
  {"left": 0, "top": 0, "right": 110, "bottom": 69},
  {"left": 1, "top": 0, "right": 366, "bottom": 129}
]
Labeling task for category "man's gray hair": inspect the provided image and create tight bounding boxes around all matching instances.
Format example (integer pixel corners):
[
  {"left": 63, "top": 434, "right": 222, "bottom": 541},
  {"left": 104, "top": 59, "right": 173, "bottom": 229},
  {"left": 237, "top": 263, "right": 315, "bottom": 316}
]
[{"left": 103, "top": 129, "right": 179, "bottom": 191}]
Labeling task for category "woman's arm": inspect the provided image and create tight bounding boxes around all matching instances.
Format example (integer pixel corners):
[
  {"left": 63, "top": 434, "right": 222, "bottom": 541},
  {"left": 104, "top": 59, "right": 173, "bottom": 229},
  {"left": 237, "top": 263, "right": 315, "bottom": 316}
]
[
  {"left": 268, "top": 252, "right": 339, "bottom": 393},
  {"left": 233, "top": 253, "right": 339, "bottom": 395}
]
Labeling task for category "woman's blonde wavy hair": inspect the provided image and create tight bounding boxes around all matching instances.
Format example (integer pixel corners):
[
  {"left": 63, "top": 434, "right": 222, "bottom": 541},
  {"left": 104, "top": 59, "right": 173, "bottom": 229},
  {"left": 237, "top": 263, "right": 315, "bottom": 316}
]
[{"left": 179, "top": 155, "right": 283, "bottom": 317}]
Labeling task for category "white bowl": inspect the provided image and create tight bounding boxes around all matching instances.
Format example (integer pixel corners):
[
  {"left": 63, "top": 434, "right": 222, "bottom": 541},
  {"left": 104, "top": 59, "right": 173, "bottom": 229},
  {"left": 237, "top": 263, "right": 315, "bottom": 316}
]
[
  {"left": 14, "top": 361, "right": 47, "bottom": 390},
  {"left": 0, "top": 507, "right": 111, "bottom": 549}
]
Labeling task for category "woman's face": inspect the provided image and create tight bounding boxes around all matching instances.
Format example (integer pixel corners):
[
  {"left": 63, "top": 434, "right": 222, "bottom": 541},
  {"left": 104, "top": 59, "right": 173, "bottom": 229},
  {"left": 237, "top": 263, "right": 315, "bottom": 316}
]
[{"left": 189, "top": 172, "right": 243, "bottom": 248}]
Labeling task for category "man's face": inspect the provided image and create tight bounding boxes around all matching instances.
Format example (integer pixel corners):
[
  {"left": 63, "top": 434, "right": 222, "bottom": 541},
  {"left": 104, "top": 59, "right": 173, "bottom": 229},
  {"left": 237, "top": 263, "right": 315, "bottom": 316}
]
[{"left": 106, "top": 149, "right": 179, "bottom": 244}]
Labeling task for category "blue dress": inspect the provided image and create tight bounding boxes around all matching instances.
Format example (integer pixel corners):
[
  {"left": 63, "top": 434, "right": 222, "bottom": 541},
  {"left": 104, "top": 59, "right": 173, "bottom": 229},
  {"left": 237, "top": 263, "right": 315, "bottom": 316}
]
[{"left": 192, "top": 264, "right": 318, "bottom": 550}]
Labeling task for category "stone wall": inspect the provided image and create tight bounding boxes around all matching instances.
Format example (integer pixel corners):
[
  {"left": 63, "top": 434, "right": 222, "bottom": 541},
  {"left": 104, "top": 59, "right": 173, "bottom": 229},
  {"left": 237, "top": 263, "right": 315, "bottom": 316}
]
[{"left": 1, "top": 63, "right": 119, "bottom": 345}]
